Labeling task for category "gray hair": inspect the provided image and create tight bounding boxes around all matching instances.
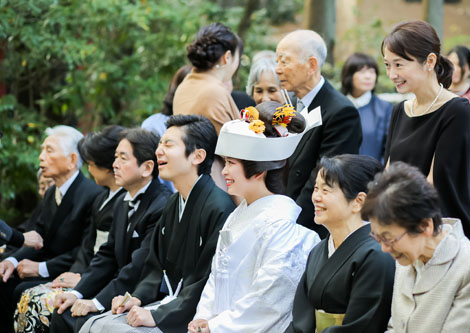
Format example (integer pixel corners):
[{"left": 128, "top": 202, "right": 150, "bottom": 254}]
[
  {"left": 286, "top": 30, "right": 328, "bottom": 68},
  {"left": 45, "top": 125, "right": 84, "bottom": 169},
  {"left": 246, "top": 58, "right": 281, "bottom": 96}
]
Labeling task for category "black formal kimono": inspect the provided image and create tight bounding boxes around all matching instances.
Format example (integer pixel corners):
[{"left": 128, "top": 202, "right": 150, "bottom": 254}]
[
  {"left": 287, "top": 80, "right": 362, "bottom": 237},
  {"left": 49, "top": 179, "right": 171, "bottom": 333},
  {"left": 80, "top": 174, "right": 235, "bottom": 333},
  {"left": 0, "top": 171, "right": 103, "bottom": 330},
  {"left": 70, "top": 188, "right": 126, "bottom": 273},
  {"left": 285, "top": 224, "right": 395, "bottom": 333}
]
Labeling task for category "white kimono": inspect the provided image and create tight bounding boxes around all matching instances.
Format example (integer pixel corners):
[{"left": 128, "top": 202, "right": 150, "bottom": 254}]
[{"left": 194, "top": 195, "right": 320, "bottom": 333}]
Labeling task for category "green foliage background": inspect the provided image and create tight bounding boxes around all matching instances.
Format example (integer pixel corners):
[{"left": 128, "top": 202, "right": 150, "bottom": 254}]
[
  {"left": 0, "top": 0, "right": 275, "bottom": 223},
  {"left": 1, "top": 0, "right": 466, "bottom": 223}
]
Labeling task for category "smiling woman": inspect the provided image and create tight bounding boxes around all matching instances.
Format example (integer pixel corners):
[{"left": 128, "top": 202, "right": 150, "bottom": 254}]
[
  {"left": 187, "top": 101, "right": 320, "bottom": 333},
  {"left": 363, "top": 161, "right": 470, "bottom": 333},
  {"left": 382, "top": 20, "right": 470, "bottom": 237},
  {"left": 285, "top": 154, "right": 395, "bottom": 333}
]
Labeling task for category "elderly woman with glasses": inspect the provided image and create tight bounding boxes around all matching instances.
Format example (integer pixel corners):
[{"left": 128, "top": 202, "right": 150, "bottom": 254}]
[{"left": 363, "top": 162, "right": 470, "bottom": 333}]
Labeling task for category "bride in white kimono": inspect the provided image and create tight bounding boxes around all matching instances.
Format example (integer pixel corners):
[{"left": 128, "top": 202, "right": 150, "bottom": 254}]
[{"left": 188, "top": 101, "right": 320, "bottom": 333}]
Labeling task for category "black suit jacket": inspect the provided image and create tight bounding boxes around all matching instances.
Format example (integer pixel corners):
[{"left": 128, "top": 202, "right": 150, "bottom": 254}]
[
  {"left": 10, "top": 172, "right": 103, "bottom": 277},
  {"left": 0, "top": 219, "right": 23, "bottom": 247},
  {"left": 287, "top": 80, "right": 362, "bottom": 236},
  {"left": 74, "top": 179, "right": 171, "bottom": 309}
]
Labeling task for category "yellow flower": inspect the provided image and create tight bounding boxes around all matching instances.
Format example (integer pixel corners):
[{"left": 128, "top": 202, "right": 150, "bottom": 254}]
[
  {"left": 249, "top": 120, "right": 265, "bottom": 134},
  {"left": 99, "top": 72, "right": 107, "bottom": 80}
]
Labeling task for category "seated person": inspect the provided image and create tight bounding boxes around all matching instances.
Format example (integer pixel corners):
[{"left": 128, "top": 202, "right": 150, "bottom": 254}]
[
  {"left": 78, "top": 115, "right": 235, "bottom": 333},
  {"left": 13, "top": 125, "right": 126, "bottom": 333},
  {"left": 0, "top": 125, "right": 103, "bottom": 331},
  {"left": 363, "top": 162, "right": 470, "bottom": 332},
  {"left": 188, "top": 101, "right": 320, "bottom": 333},
  {"left": 38, "top": 169, "right": 55, "bottom": 199},
  {"left": 285, "top": 154, "right": 395, "bottom": 333},
  {"left": 50, "top": 128, "right": 171, "bottom": 332},
  {"left": 0, "top": 219, "right": 43, "bottom": 249}
]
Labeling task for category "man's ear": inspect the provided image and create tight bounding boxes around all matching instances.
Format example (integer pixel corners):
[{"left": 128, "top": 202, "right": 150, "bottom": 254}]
[
  {"left": 191, "top": 148, "right": 207, "bottom": 167},
  {"left": 307, "top": 56, "right": 319, "bottom": 75},
  {"left": 141, "top": 160, "right": 155, "bottom": 178},
  {"left": 69, "top": 153, "right": 78, "bottom": 170}
]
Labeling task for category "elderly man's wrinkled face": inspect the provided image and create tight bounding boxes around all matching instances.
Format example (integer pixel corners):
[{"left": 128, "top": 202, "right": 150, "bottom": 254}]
[
  {"left": 275, "top": 40, "right": 311, "bottom": 96},
  {"left": 39, "top": 135, "right": 73, "bottom": 179}
]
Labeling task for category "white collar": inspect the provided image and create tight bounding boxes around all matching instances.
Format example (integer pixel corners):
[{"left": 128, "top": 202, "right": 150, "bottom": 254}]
[
  {"left": 347, "top": 91, "right": 372, "bottom": 109},
  {"left": 99, "top": 187, "right": 123, "bottom": 211},
  {"left": 178, "top": 174, "right": 203, "bottom": 221},
  {"left": 299, "top": 76, "right": 325, "bottom": 110},
  {"left": 123, "top": 180, "right": 152, "bottom": 202},
  {"left": 58, "top": 171, "right": 79, "bottom": 197}
]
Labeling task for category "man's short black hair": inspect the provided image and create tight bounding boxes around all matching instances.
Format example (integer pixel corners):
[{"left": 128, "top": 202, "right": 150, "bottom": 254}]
[
  {"left": 120, "top": 128, "right": 160, "bottom": 178},
  {"left": 166, "top": 115, "right": 217, "bottom": 175}
]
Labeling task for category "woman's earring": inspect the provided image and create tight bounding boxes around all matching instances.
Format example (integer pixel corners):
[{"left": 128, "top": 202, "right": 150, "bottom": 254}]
[{"left": 216, "top": 64, "right": 220, "bottom": 69}]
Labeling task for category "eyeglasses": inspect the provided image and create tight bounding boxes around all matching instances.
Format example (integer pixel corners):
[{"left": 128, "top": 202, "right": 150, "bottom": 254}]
[{"left": 370, "top": 230, "right": 407, "bottom": 247}]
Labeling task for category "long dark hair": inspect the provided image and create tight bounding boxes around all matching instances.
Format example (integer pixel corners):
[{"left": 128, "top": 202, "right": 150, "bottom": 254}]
[{"left": 381, "top": 20, "right": 453, "bottom": 88}]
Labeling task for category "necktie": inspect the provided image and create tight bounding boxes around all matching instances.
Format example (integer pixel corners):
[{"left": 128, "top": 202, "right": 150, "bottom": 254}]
[
  {"left": 297, "top": 99, "right": 305, "bottom": 112},
  {"left": 127, "top": 194, "right": 143, "bottom": 220},
  {"left": 55, "top": 187, "right": 63, "bottom": 206}
]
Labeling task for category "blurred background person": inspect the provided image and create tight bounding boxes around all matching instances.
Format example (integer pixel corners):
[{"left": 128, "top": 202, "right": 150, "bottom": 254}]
[
  {"left": 341, "top": 52, "right": 392, "bottom": 162},
  {"left": 38, "top": 170, "right": 55, "bottom": 199},
  {"left": 382, "top": 20, "right": 470, "bottom": 237},
  {"left": 173, "top": 22, "right": 243, "bottom": 134},
  {"left": 246, "top": 57, "right": 284, "bottom": 105},
  {"left": 364, "top": 162, "right": 470, "bottom": 332},
  {"left": 447, "top": 45, "right": 470, "bottom": 101},
  {"left": 142, "top": 64, "right": 192, "bottom": 137}
]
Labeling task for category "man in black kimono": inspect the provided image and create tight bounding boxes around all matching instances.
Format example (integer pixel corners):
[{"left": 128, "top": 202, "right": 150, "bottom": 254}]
[
  {"left": 0, "top": 125, "right": 103, "bottom": 330},
  {"left": 77, "top": 115, "right": 235, "bottom": 333},
  {"left": 50, "top": 128, "right": 171, "bottom": 332},
  {"left": 276, "top": 30, "right": 362, "bottom": 238}
]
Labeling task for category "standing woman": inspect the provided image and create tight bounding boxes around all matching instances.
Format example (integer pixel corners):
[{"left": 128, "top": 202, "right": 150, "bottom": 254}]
[
  {"left": 246, "top": 57, "right": 284, "bottom": 105},
  {"left": 447, "top": 45, "right": 470, "bottom": 101},
  {"left": 382, "top": 20, "right": 470, "bottom": 237},
  {"left": 341, "top": 53, "right": 393, "bottom": 162},
  {"left": 173, "top": 23, "right": 243, "bottom": 134},
  {"left": 188, "top": 101, "right": 320, "bottom": 333}
]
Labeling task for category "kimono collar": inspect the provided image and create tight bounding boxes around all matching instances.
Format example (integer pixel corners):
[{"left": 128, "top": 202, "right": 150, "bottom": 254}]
[{"left": 240, "top": 195, "right": 301, "bottom": 226}]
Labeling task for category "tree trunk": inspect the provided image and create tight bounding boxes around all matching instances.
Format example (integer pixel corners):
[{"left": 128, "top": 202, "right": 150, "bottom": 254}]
[
  {"left": 237, "top": 0, "right": 260, "bottom": 41},
  {"left": 304, "top": 0, "right": 336, "bottom": 65},
  {"left": 423, "top": 0, "right": 444, "bottom": 38}
]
